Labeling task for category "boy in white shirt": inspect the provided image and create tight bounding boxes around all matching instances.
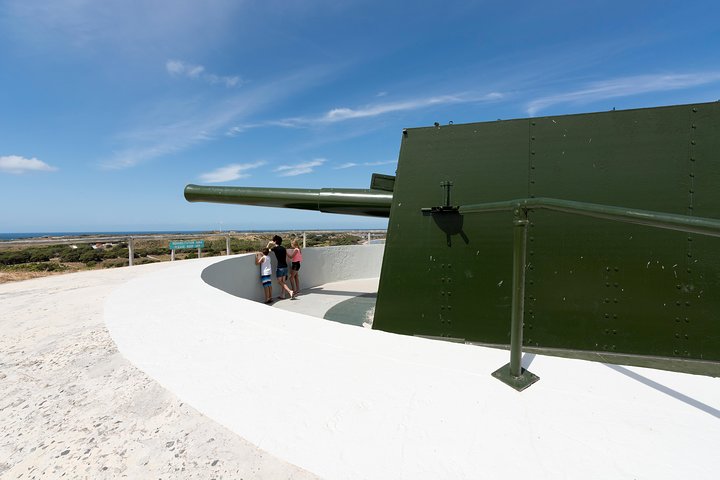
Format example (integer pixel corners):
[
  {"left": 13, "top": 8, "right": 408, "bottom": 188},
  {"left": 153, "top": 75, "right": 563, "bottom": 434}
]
[{"left": 255, "top": 248, "right": 273, "bottom": 304}]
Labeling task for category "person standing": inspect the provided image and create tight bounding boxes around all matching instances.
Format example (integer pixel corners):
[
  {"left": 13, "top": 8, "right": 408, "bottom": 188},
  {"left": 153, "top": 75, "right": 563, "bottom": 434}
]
[
  {"left": 255, "top": 248, "right": 273, "bottom": 304},
  {"left": 287, "top": 238, "right": 302, "bottom": 295},
  {"left": 267, "top": 235, "right": 295, "bottom": 299}
]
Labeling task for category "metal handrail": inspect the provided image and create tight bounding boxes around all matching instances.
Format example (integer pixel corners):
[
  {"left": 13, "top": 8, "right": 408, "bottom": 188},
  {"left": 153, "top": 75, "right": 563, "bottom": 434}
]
[
  {"left": 1, "top": 230, "right": 387, "bottom": 267},
  {"left": 459, "top": 197, "right": 720, "bottom": 238},
  {"left": 456, "top": 197, "right": 720, "bottom": 390}
]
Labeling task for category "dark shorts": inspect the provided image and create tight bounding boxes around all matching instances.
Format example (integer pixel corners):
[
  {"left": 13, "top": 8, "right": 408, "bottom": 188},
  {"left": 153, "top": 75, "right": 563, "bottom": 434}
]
[
  {"left": 291, "top": 262, "right": 301, "bottom": 271},
  {"left": 261, "top": 275, "right": 271, "bottom": 287},
  {"left": 276, "top": 267, "right": 288, "bottom": 278}
]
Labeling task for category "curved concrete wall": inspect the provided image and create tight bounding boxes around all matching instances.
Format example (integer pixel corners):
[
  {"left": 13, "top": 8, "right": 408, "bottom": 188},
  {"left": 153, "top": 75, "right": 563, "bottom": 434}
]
[{"left": 200, "top": 244, "right": 385, "bottom": 300}]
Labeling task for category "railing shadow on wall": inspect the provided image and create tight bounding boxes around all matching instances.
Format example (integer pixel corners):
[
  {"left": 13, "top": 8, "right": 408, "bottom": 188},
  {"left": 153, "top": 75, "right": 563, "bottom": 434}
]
[{"left": 200, "top": 245, "right": 386, "bottom": 301}]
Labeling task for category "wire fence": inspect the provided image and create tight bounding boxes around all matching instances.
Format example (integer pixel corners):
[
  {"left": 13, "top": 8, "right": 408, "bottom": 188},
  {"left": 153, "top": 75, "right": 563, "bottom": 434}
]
[{"left": 0, "top": 230, "right": 387, "bottom": 268}]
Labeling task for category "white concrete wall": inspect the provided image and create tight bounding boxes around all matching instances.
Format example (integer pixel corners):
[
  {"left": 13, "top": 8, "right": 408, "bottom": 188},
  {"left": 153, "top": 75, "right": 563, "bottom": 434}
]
[{"left": 200, "top": 244, "right": 384, "bottom": 301}]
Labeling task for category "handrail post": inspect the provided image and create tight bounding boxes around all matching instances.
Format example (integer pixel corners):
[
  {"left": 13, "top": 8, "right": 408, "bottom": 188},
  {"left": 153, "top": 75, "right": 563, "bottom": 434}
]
[
  {"left": 510, "top": 208, "right": 528, "bottom": 377},
  {"left": 492, "top": 207, "right": 540, "bottom": 391}
]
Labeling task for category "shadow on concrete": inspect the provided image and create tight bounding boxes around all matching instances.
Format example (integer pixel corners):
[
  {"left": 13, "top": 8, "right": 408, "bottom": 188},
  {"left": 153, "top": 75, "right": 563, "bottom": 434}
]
[
  {"left": 302, "top": 287, "right": 377, "bottom": 298},
  {"left": 606, "top": 364, "right": 720, "bottom": 420},
  {"left": 323, "top": 293, "right": 377, "bottom": 327}
]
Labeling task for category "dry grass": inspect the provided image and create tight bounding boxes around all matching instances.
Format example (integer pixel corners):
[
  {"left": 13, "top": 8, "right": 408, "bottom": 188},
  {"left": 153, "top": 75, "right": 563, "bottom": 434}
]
[{"left": 0, "top": 270, "right": 66, "bottom": 284}]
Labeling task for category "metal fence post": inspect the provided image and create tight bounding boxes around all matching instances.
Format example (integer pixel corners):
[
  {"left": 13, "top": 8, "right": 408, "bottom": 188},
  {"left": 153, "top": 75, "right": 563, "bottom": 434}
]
[
  {"left": 226, "top": 234, "right": 230, "bottom": 255},
  {"left": 303, "top": 232, "right": 306, "bottom": 248},
  {"left": 128, "top": 237, "right": 134, "bottom": 267}
]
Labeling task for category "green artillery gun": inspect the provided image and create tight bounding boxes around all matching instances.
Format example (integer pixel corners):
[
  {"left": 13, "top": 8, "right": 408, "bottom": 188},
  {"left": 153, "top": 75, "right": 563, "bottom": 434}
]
[
  {"left": 184, "top": 180, "right": 393, "bottom": 218},
  {"left": 186, "top": 101, "right": 720, "bottom": 387}
]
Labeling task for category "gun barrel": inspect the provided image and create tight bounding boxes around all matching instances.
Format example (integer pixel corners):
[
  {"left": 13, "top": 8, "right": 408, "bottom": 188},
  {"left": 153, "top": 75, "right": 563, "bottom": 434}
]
[{"left": 184, "top": 184, "right": 393, "bottom": 218}]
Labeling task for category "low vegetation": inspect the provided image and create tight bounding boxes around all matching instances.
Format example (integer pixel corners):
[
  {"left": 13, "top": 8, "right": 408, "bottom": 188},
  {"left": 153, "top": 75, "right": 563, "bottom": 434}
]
[{"left": 0, "top": 231, "right": 384, "bottom": 283}]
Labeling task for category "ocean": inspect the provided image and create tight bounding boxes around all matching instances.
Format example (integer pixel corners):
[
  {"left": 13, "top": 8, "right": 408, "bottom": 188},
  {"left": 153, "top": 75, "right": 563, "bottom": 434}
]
[
  {"left": 0, "top": 231, "right": 215, "bottom": 241},
  {"left": 0, "top": 228, "right": 382, "bottom": 242}
]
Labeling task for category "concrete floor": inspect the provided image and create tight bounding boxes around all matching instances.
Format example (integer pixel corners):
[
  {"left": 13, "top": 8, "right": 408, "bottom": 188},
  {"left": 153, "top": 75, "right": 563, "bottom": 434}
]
[
  {"left": 271, "top": 277, "right": 378, "bottom": 322},
  {"left": 3, "top": 255, "right": 720, "bottom": 479},
  {"left": 104, "top": 255, "right": 720, "bottom": 480}
]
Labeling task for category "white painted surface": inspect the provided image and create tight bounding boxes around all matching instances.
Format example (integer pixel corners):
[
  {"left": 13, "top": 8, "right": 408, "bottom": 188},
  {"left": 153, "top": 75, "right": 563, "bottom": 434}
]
[{"left": 105, "top": 252, "right": 720, "bottom": 480}]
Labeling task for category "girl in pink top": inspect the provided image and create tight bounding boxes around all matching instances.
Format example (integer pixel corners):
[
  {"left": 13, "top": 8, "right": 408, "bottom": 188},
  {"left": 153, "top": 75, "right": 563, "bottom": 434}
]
[{"left": 287, "top": 239, "right": 302, "bottom": 294}]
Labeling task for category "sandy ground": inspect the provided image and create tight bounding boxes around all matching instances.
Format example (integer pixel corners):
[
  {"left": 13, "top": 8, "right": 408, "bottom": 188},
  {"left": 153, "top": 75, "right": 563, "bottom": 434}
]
[
  {"left": 0, "top": 264, "right": 320, "bottom": 479},
  {"left": 0, "top": 270, "right": 78, "bottom": 284}
]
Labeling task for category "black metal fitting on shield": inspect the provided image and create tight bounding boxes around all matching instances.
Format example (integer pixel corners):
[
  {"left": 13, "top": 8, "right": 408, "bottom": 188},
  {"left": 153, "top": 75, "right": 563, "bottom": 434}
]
[{"left": 421, "top": 181, "right": 467, "bottom": 247}]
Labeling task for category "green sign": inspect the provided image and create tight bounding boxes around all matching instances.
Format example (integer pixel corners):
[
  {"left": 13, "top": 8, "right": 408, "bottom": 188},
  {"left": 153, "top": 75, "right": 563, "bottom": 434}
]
[{"left": 169, "top": 240, "right": 205, "bottom": 250}]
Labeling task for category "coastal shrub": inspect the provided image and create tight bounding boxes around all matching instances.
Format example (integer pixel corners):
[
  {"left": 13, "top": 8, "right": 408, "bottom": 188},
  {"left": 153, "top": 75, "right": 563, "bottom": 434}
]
[
  {"left": 329, "top": 234, "right": 362, "bottom": 245},
  {"left": 230, "top": 238, "right": 265, "bottom": 253},
  {"left": 102, "top": 245, "right": 128, "bottom": 259},
  {"left": 57, "top": 244, "right": 97, "bottom": 263},
  {"left": 134, "top": 241, "right": 167, "bottom": 256},
  {"left": 58, "top": 248, "right": 81, "bottom": 263},
  {"left": 28, "top": 250, "right": 53, "bottom": 262},
  {"left": 79, "top": 249, "right": 103, "bottom": 264},
  {"left": 0, "top": 250, "right": 31, "bottom": 265},
  {"left": 103, "top": 259, "right": 128, "bottom": 268},
  {"left": 303, "top": 233, "right": 362, "bottom": 247},
  {"left": 202, "top": 245, "right": 220, "bottom": 256},
  {"left": 209, "top": 239, "right": 226, "bottom": 253}
]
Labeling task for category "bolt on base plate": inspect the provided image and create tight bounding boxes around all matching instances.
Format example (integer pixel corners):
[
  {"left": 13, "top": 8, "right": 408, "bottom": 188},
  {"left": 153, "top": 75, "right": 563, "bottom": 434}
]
[{"left": 491, "top": 363, "right": 540, "bottom": 391}]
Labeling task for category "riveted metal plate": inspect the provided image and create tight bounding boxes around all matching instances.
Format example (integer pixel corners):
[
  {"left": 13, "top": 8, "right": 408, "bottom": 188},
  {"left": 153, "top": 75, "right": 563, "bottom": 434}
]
[{"left": 373, "top": 102, "right": 720, "bottom": 364}]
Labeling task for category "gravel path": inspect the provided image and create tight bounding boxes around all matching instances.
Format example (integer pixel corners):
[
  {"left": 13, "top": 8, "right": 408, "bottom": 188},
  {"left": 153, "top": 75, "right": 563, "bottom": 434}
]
[{"left": 0, "top": 264, "right": 319, "bottom": 479}]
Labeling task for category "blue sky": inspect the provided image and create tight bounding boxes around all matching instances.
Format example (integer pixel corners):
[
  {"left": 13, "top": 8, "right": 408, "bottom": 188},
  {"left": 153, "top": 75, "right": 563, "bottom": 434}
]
[{"left": 1, "top": 0, "right": 719, "bottom": 233}]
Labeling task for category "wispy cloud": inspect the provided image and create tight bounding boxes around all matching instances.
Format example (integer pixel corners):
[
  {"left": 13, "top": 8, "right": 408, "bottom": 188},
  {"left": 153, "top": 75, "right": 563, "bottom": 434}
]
[
  {"left": 102, "top": 121, "right": 213, "bottom": 170},
  {"left": 227, "top": 91, "right": 504, "bottom": 135},
  {"left": 274, "top": 158, "right": 326, "bottom": 176},
  {"left": 321, "top": 93, "right": 500, "bottom": 122},
  {"left": 199, "top": 161, "right": 266, "bottom": 183},
  {"left": 527, "top": 72, "right": 720, "bottom": 115},
  {"left": 334, "top": 160, "right": 396, "bottom": 169},
  {"left": 102, "top": 66, "right": 337, "bottom": 169},
  {"left": 227, "top": 119, "right": 304, "bottom": 136},
  {"left": 0, "top": 155, "right": 57, "bottom": 174},
  {"left": 166, "top": 60, "right": 242, "bottom": 87}
]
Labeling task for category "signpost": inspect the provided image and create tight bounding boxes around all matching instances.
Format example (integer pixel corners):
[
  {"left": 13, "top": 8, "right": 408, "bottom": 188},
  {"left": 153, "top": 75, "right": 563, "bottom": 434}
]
[{"left": 169, "top": 240, "right": 205, "bottom": 261}]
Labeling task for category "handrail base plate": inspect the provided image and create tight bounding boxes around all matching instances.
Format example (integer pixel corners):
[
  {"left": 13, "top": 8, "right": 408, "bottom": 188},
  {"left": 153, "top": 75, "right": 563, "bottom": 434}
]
[{"left": 492, "top": 363, "right": 540, "bottom": 391}]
